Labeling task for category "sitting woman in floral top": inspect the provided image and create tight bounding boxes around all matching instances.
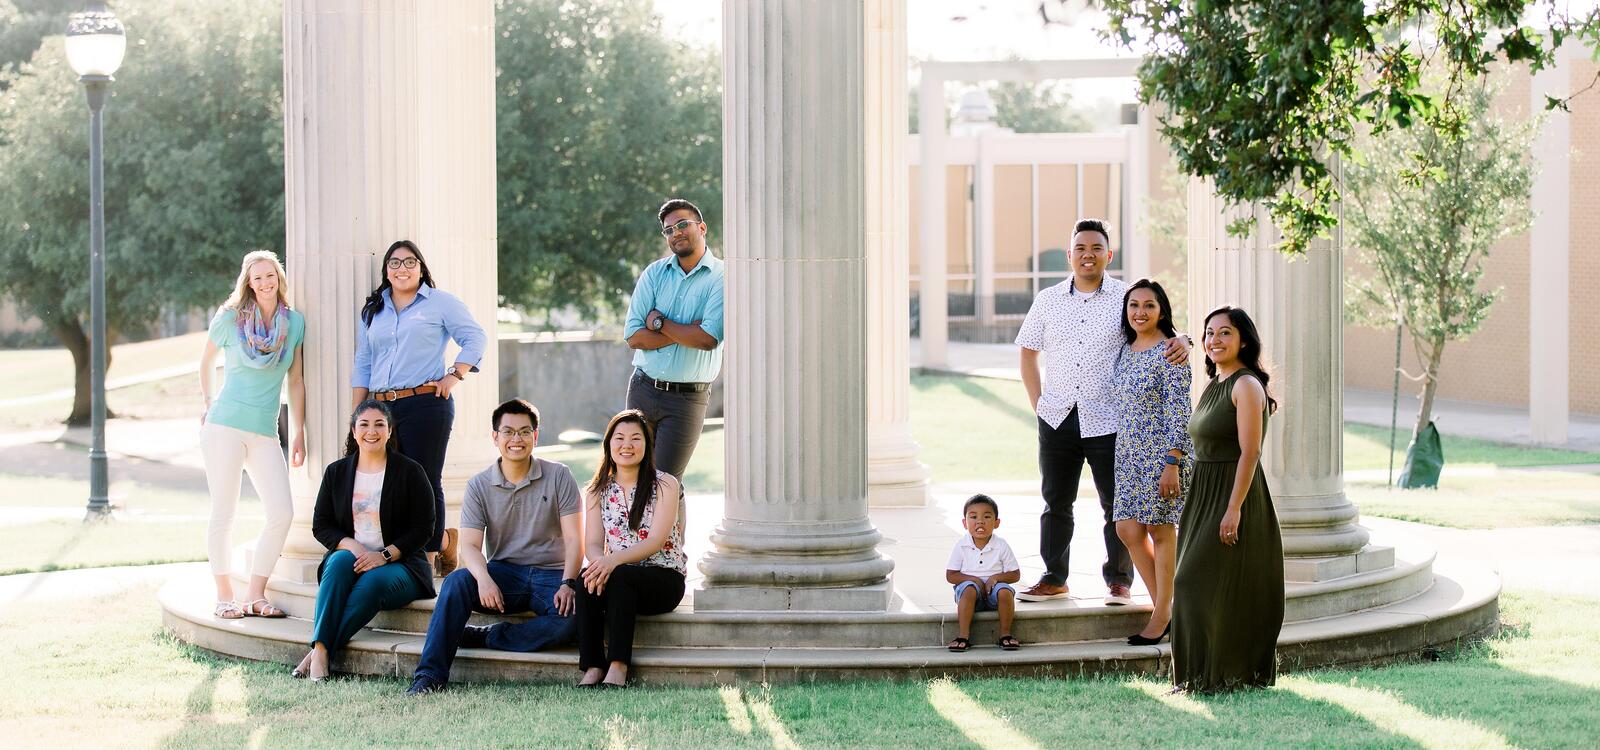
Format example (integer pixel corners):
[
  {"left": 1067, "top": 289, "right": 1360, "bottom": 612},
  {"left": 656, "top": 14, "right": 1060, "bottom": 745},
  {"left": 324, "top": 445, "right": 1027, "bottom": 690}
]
[
  {"left": 576, "top": 409, "right": 686, "bottom": 688},
  {"left": 1112, "top": 279, "right": 1194, "bottom": 647}
]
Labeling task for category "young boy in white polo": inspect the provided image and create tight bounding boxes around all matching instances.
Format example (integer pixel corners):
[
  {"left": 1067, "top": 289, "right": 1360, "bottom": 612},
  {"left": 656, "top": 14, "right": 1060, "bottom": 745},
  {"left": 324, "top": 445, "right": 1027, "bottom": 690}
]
[{"left": 945, "top": 494, "right": 1022, "bottom": 652}]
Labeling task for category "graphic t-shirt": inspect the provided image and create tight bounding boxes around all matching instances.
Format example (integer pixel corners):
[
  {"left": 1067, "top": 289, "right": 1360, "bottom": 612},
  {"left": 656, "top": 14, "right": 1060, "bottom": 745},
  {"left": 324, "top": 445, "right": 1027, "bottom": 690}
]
[{"left": 352, "top": 469, "right": 385, "bottom": 551}]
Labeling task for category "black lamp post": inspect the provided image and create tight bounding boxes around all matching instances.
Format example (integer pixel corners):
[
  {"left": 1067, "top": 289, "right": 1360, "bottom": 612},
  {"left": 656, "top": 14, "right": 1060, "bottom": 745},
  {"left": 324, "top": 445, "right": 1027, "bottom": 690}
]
[{"left": 65, "top": 2, "right": 125, "bottom": 520}]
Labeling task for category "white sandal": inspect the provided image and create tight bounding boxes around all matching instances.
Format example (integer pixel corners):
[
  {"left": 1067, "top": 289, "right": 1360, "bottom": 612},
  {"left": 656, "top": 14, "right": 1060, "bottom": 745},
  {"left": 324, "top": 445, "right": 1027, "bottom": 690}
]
[
  {"left": 213, "top": 600, "right": 244, "bottom": 619},
  {"left": 241, "top": 598, "right": 286, "bottom": 618}
]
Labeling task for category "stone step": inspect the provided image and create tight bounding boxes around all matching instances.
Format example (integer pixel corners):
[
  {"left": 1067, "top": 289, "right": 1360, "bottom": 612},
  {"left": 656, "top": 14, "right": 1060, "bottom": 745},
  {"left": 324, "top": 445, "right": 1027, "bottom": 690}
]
[
  {"left": 159, "top": 554, "right": 1498, "bottom": 686},
  {"left": 229, "top": 542, "right": 1436, "bottom": 649}
]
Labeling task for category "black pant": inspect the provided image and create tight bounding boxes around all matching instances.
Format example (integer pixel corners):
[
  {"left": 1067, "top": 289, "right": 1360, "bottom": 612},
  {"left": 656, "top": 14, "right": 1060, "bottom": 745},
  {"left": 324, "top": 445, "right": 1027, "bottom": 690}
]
[
  {"left": 1038, "top": 410, "right": 1131, "bottom": 587},
  {"left": 625, "top": 370, "right": 711, "bottom": 480},
  {"left": 576, "top": 564, "right": 686, "bottom": 671},
  {"left": 390, "top": 393, "right": 453, "bottom": 552}
]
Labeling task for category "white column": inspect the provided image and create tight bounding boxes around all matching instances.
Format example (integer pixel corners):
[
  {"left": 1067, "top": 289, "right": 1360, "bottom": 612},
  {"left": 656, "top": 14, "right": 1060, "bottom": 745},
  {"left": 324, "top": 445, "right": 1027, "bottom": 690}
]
[
  {"left": 974, "top": 130, "right": 997, "bottom": 325},
  {"left": 917, "top": 69, "right": 949, "bottom": 367},
  {"left": 1187, "top": 177, "right": 1379, "bottom": 581},
  {"left": 697, "top": 0, "right": 895, "bottom": 611},
  {"left": 273, "top": 0, "right": 498, "bottom": 583},
  {"left": 865, "top": 0, "right": 929, "bottom": 508},
  {"left": 1529, "top": 50, "right": 1571, "bottom": 445}
]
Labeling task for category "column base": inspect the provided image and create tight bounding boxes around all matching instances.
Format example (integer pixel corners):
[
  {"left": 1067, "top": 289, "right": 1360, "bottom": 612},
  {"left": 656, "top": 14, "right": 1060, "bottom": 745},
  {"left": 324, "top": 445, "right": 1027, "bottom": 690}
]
[
  {"left": 1276, "top": 491, "right": 1371, "bottom": 558},
  {"left": 867, "top": 427, "right": 931, "bottom": 508},
  {"left": 693, "top": 578, "right": 896, "bottom": 612},
  {"left": 1283, "top": 544, "right": 1395, "bottom": 583},
  {"left": 697, "top": 517, "right": 896, "bottom": 611}
]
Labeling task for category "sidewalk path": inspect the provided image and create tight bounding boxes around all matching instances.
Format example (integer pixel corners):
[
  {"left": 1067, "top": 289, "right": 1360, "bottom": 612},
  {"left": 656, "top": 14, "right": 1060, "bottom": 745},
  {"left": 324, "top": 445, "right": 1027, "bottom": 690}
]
[
  {"left": 912, "top": 338, "right": 1600, "bottom": 452},
  {"left": 0, "top": 562, "right": 204, "bottom": 611},
  {"left": 1361, "top": 517, "right": 1600, "bottom": 599}
]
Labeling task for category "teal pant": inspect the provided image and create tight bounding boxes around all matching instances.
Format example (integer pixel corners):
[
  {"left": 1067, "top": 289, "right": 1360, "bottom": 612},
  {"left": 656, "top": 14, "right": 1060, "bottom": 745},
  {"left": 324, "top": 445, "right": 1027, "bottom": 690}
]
[{"left": 312, "top": 550, "right": 428, "bottom": 656}]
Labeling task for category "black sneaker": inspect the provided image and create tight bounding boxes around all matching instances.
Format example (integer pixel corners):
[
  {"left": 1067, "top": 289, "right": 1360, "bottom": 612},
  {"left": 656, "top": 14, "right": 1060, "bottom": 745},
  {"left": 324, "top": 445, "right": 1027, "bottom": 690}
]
[
  {"left": 460, "top": 624, "right": 492, "bottom": 649},
  {"left": 406, "top": 675, "right": 444, "bottom": 696}
]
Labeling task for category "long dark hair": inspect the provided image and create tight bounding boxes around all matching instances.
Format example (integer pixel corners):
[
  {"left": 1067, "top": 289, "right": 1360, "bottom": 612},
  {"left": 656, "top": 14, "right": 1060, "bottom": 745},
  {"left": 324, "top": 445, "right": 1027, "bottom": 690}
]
[
  {"left": 360, "top": 240, "right": 438, "bottom": 326},
  {"left": 344, "top": 399, "right": 402, "bottom": 456},
  {"left": 1202, "top": 305, "right": 1278, "bottom": 414},
  {"left": 1120, "top": 279, "right": 1178, "bottom": 345},
  {"left": 587, "top": 409, "right": 658, "bottom": 531}
]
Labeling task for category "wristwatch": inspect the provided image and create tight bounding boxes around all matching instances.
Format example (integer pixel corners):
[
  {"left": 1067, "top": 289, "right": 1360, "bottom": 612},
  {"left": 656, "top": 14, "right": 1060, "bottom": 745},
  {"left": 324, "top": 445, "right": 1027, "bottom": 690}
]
[
  {"left": 649, "top": 313, "right": 665, "bottom": 332},
  {"left": 380, "top": 547, "right": 393, "bottom": 562},
  {"left": 1163, "top": 454, "right": 1182, "bottom": 466},
  {"left": 561, "top": 578, "right": 580, "bottom": 590}
]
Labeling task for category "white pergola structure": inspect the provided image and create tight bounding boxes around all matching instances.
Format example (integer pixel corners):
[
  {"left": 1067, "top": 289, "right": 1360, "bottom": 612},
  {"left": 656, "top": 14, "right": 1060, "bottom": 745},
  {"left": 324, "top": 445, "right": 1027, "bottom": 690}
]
[{"left": 916, "top": 57, "right": 1150, "bottom": 364}]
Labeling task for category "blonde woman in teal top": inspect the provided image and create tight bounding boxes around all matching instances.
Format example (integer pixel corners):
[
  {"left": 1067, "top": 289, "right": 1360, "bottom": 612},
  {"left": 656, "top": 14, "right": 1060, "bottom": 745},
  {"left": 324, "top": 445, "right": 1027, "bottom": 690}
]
[{"left": 198, "top": 250, "right": 307, "bottom": 620}]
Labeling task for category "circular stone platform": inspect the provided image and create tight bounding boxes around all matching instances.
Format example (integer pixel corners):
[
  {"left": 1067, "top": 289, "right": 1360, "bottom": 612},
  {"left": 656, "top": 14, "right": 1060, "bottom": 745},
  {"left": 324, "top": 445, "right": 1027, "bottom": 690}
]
[{"left": 160, "top": 493, "right": 1500, "bottom": 685}]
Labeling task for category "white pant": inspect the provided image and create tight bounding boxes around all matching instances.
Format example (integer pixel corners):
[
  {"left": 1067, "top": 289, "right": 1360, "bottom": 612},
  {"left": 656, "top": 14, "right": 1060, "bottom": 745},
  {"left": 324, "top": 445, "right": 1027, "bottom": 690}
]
[{"left": 201, "top": 422, "right": 294, "bottom": 578}]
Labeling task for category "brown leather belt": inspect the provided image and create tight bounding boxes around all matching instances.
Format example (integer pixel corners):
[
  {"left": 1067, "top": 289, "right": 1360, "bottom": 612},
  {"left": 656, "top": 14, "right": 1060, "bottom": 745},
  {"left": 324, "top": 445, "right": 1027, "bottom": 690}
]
[{"left": 371, "top": 384, "right": 438, "bottom": 402}]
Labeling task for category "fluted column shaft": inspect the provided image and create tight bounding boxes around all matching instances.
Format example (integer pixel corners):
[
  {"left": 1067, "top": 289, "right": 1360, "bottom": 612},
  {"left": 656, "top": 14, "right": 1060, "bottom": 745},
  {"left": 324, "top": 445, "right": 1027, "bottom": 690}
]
[
  {"left": 864, "top": 0, "right": 929, "bottom": 507},
  {"left": 275, "top": 1, "right": 499, "bottom": 582},
  {"left": 696, "top": 0, "right": 895, "bottom": 611},
  {"left": 1186, "top": 177, "right": 1370, "bottom": 560}
]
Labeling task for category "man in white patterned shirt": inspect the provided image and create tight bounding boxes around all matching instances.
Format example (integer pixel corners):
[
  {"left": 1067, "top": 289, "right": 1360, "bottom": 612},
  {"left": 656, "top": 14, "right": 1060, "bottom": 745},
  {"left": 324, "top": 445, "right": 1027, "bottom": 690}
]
[{"left": 1014, "top": 218, "right": 1189, "bottom": 604}]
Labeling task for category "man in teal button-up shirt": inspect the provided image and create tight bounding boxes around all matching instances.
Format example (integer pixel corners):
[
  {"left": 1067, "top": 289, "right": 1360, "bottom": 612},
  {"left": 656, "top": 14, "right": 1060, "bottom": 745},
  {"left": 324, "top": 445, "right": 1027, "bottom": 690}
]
[{"left": 623, "top": 198, "right": 725, "bottom": 478}]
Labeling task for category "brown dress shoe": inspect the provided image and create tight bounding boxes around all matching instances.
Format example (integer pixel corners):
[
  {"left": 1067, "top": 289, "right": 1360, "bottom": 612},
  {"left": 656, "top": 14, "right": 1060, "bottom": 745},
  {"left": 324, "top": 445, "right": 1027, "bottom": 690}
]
[
  {"left": 435, "top": 528, "right": 459, "bottom": 578},
  {"left": 1015, "top": 581, "right": 1069, "bottom": 602}
]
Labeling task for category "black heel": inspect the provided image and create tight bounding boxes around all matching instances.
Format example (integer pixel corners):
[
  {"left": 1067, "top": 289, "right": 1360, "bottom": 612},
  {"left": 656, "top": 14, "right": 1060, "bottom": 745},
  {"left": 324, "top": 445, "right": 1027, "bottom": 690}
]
[{"left": 1127, "top": 624, "right": 1170, "bottom": 646}]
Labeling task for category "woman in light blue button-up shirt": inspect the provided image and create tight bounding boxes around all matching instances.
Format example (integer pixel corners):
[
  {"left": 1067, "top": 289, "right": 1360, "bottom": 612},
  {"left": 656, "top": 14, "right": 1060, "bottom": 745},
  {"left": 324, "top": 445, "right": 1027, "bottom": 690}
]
[{"left": 353, "top": 240, "right": 487, "bottom": 569}]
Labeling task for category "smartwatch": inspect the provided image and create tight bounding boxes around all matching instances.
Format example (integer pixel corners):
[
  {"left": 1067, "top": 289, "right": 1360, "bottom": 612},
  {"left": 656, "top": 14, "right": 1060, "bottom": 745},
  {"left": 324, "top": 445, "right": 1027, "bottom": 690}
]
[
  {"left": 1163, "top": 454, "right": 1182, "bottom": 466},
  {"left": 561, "top": 578, "right": 581, "bottom": 590},
  {"left": 380, "top": 547, "right": 394, "bottom": 562}
]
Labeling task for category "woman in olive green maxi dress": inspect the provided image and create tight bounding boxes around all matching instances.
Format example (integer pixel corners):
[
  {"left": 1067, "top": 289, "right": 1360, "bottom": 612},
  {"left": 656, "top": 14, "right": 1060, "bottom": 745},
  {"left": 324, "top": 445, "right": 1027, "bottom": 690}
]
[{"left": 1172, "top": 306, "right": 1284, "bottom": 693}]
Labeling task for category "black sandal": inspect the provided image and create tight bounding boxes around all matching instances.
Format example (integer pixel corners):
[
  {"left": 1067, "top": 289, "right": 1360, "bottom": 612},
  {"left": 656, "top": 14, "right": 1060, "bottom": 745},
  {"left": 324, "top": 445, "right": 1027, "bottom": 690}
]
[
  {"left": 998, "top": 634, "right": 1021, "bottom": 651},
  {"left": 947, "top": 637, "right": 971, "bottom": 652}
]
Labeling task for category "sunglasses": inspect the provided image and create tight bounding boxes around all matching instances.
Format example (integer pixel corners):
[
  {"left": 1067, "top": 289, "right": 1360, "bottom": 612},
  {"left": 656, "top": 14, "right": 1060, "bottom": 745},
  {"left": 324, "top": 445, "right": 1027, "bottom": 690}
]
[{"left": 661, "top": 219, "right": 701, "bottom": 238}]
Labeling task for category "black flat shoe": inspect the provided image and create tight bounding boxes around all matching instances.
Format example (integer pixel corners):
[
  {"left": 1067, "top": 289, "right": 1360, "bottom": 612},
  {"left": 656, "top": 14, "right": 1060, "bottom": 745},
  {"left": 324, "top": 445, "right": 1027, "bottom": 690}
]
[{"left": 1127, "top": 624, "right": 1170, "bottom": 646}]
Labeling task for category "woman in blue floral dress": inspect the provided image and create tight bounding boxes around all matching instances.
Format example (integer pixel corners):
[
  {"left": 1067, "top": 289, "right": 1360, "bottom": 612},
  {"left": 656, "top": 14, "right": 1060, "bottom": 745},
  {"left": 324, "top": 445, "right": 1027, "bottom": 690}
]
[{"left": 1112, "top": 279, "right": 1193, "bottom": 645}]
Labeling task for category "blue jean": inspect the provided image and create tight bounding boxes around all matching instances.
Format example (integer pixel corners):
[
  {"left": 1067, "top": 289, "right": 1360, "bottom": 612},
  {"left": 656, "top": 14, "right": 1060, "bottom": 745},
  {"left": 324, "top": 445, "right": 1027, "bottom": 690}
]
[
  {"left": 390, "top": 394, "right": 453, "bottom": 552},
  {"left": 953, "top": 580, "right": 1017, "bottom": 612},
  {"left": 413, "top": 563, "right": 576, "bottom": 684},
  {"left": 311, "top": 550, "right": 430, "bottom": 657}
]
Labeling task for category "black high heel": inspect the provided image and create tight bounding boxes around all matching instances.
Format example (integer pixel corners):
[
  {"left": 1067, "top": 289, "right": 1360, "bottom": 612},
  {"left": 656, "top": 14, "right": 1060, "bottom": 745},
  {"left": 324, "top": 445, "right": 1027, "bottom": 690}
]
[{"left": 1127, "top": 624, "right": 1170, "bottom": 646}]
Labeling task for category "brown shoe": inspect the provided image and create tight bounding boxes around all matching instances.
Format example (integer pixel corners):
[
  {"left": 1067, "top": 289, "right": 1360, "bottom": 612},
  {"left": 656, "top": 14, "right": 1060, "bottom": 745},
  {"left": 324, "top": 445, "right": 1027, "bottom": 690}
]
[
  {"left": 1105, "top": 583, "right": 1133, "bottom": 606},
  {"left": 1015, "top": 582, "right": 1069, "bottom": 602},
  {"left": 435, "top": 528, "right": 459, "bottom": 578}
]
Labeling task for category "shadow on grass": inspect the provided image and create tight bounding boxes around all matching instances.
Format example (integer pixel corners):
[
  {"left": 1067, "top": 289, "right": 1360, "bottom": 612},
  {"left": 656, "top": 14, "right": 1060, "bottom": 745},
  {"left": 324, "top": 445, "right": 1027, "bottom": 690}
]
[{"left": 917, "top": 373, "right": 1038, "bottom": 430}]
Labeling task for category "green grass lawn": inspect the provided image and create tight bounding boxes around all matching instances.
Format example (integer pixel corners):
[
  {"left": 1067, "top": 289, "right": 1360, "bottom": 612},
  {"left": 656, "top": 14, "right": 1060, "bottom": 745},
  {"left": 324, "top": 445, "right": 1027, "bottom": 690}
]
[
  {"left": 1, "top": 585, "right": 1595, "bottom": 749},
  {"left": 0, "top": 331, "right": 207, "bottom": 401},
  {"left": 1348, "top": 470, "right": 1600, "bottom": 528},
  {"left": 0, "top": 474, "right": 262, "bottom": 576}
]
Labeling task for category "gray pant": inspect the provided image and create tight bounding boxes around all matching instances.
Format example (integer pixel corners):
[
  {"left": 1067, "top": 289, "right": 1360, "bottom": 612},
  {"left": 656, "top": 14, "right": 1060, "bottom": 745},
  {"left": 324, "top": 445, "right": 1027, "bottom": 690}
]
[{"left": 625, "top": 370, "right": 711, "bottom": 479}]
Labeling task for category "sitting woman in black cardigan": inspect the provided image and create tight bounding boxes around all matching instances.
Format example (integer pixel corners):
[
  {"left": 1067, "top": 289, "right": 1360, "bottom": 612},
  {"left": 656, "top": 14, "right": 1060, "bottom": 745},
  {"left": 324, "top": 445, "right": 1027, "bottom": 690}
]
[{"left": 292, "top": 400, "right": 436, "bottom": 681}]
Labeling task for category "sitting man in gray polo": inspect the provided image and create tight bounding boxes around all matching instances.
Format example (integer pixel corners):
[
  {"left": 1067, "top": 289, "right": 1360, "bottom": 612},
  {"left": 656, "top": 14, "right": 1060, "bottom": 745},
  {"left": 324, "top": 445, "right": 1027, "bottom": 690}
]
[{"left": 407, "top": 398, "right": 582, "bottom": 695}]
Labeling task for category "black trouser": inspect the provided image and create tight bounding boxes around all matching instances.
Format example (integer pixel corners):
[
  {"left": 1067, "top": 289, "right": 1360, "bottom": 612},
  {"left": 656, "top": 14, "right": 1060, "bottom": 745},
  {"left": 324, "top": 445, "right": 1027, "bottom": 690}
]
[
  {"left": 625, "top": 370, "right": 710, "bottom": 479},
  {"left": 390, "top": 393, "right": 453, "bottom": 552},
  {"left": 576, "top": 564, "right": 686, "bottom": 671},
  {"left": 1038, "top": 410, "right": 1131, "bottom": 588}
]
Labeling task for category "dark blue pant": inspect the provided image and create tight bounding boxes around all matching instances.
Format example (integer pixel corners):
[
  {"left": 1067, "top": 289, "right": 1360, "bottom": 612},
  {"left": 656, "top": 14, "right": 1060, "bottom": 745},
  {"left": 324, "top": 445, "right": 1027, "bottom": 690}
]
[
  {"left": 1038, "top": 411, "right": 1131, "bottom": 587},
  {"left": 413, "top": 563, "right": 576, "bottom": 685},
  {"left": 311, "top": 550, "right": 430, "bottom": 657},
  {"left": 390, "top": 393, "right": 453, "bottom": 552}
]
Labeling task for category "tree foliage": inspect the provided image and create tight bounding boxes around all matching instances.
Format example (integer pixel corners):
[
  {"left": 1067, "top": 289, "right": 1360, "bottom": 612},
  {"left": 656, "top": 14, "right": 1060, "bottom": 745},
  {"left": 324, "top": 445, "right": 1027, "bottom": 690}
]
[
  {"left": 1344, "top": 79, "right": 1535, "bottom": 440},
  {"left": 0, "top": 0, "right": 283, "bottom": 422},
  {"left": 1098, "top": 0, "right": 1598, "bottom": 255},
  {"left": 495, "top": 0, "right": 722, "bottom": 322}
]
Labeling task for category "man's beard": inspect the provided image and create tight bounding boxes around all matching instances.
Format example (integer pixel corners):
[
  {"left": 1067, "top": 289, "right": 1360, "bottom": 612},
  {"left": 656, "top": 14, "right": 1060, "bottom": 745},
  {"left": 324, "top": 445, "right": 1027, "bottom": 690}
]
[{"left": 672, "top": 241, "right": 695, "bottom": 257}]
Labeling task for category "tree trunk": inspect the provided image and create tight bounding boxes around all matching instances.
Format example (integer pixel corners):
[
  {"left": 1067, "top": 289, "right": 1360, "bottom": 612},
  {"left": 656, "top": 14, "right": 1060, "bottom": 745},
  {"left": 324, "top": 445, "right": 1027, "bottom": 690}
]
[
  {"left": 1412, "top": 338, "right": 1445, "bottom": 442},
  {"left": 46, "top": 317, "right": 114, "bottom": 426}
]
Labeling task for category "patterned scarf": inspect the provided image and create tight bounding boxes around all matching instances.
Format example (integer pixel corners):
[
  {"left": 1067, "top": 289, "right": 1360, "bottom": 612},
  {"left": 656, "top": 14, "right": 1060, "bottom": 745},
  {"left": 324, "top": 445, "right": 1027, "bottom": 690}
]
[{"left": 235, "top": 301, "right": 290, "bottom": 369}]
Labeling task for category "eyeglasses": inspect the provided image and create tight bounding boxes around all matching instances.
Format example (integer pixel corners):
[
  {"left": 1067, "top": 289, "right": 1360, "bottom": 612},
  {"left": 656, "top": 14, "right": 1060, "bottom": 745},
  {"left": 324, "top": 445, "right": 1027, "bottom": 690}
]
[
  {"left": 497, "top": 428, "right": 536, "bottom": 439},
  {"left": 661, "top": 219, "right": 700, "bottom": 238},
  {"left": 386, "top": 257, "right": 420, "bottom": 270}
]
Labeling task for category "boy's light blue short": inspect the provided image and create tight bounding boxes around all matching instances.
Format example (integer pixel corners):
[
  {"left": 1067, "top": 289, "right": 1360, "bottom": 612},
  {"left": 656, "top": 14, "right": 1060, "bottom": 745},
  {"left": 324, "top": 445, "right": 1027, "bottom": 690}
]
[{"left": 953, "top": 580, "right": 1016, "bottom": 612}]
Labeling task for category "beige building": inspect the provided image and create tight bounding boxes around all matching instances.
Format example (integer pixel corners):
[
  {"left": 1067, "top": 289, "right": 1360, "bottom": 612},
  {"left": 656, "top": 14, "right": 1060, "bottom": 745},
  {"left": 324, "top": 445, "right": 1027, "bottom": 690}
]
[{"left": 911, "top": 51, "right": 1598, "bottom": 432}]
